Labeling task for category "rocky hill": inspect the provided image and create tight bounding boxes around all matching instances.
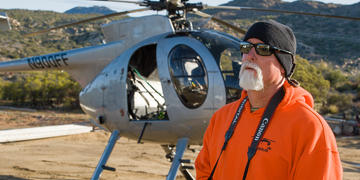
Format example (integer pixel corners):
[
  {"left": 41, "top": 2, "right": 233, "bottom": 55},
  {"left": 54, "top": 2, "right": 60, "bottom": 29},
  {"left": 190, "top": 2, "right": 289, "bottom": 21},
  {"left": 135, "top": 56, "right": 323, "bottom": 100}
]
[
  {"left": 65, "top": 6, "right": 116, "bottom": 15},
  {"left": 0, "top": 1, "right": 359, "bottom": 70},
  {"left": 0, "top": 9, "right": 126, "bottom": 61},
  {"left": 0, "top": 3, "right": 358, "bottom": 115},
  {"left": 204, "top": 0, "right": 360, "bottom": 67}
]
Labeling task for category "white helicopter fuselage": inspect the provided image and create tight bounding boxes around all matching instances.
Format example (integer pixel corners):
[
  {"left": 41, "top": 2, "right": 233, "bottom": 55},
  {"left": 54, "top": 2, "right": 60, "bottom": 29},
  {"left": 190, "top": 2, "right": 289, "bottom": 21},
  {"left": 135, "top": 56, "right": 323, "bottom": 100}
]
[
  {"left": 79, "top": 33, "right": 225, "bottom": 145},
  {"left": 0, "top": 15, "right": 243, "bottom": 145}
]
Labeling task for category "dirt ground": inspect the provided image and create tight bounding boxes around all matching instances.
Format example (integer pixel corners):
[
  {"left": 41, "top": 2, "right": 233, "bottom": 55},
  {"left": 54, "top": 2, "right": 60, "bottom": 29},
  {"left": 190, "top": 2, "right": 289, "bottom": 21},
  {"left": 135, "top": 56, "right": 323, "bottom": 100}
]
[
  {"left": 0, "top": 131, "right": 199, "bottom": 180},
  {"left": 337, "top": 136, "right": 360, "bottom": 180},
  {"left": 0, "top": 109, "right": 359, "bottom": 180}
]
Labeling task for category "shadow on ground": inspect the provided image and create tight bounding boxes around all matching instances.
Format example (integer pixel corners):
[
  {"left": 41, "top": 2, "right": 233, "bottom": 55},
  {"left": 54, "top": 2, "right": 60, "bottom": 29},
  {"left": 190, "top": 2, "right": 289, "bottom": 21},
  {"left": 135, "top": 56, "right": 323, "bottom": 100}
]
[
  {"left": 0, "top": 175, "right": 27, "bottom": 180},
  {"left": 343, "top": 160, "right": 360, "bottom": 173},
  {"left": 337, "top": 136, "right": 360, "bottom": 149}
]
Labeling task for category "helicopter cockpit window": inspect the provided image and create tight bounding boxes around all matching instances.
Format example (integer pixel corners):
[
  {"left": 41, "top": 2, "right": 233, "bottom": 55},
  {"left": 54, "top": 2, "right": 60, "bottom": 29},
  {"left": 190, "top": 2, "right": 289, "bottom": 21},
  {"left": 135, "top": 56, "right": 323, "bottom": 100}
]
[
  {"left": 219, "top": 48, "right": 242, "bottom": 103},
  {"left": 168, "top": 45, "right": 208, "bottom": 109},
  {"left": 190, "top": 31, "right": 243, "bottom": 103}
]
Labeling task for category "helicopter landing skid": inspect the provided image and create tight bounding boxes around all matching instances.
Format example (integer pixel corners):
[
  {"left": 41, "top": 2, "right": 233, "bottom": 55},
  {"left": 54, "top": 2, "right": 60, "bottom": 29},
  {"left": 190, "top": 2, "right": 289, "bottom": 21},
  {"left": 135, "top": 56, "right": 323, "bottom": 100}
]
[
  {"left": 91, "top": 130, "right": 120, "bottom": 180},
  {"left": 164, "top": 138, "right": 195, "bottom": 180}
]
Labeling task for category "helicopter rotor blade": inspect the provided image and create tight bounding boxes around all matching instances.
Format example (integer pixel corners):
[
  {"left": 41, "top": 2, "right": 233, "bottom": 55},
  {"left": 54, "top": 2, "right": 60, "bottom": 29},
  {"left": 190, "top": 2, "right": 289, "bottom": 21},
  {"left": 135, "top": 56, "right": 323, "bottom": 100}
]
[
  {"left": 24, "top": 8, "right": 150, "bottom": 37},
  {"left": 205, "top": 5, "right": 360, "bottom": 21},
  {"left": 191, "top": 10, "right": 246, "bottom": 35}
]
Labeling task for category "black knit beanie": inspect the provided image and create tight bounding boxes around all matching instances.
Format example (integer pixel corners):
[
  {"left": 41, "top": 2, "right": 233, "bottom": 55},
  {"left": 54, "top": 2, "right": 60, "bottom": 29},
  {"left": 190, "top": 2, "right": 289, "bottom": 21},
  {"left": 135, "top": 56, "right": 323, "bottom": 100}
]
[{"left": 243, "top": 20, "right": 296, "bottom": 79}]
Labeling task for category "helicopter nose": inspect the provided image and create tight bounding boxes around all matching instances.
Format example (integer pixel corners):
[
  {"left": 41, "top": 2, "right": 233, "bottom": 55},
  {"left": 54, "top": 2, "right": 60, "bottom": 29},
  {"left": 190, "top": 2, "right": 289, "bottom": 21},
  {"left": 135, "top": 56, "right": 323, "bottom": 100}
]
[{"left": 90, "top": 118, "right": 107, "bottom": 131}]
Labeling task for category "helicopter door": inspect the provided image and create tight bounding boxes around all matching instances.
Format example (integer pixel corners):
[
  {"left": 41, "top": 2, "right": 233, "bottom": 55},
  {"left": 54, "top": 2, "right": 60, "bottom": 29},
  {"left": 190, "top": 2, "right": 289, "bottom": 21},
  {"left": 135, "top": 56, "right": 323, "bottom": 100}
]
[{"left": 156, "top": 37, "right": 226, "bottom": 123}]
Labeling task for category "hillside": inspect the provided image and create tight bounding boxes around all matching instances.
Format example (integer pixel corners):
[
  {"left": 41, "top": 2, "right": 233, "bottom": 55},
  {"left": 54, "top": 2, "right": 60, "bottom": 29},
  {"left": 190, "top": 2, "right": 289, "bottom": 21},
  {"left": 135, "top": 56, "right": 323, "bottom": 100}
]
[
  {"left": 0, "top": 9, "right": 126, "bottom": 60},
  {"left": 0, "top": 3, "right": 359, "bottom": 116},
  {"left": 204, "top": 0, "right": 360, "bottom": 67},
  {"left": 1, "top": 1, "right": 359, "bottom": 67},
  {"left": 65, "top": 6, "right": 116, "bottom": 15}
]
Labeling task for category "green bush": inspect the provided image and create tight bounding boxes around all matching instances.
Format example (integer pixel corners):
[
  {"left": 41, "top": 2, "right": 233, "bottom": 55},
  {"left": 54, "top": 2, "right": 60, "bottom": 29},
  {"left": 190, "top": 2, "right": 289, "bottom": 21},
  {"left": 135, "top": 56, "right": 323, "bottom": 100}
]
[
  {"left": 323, "top": 93, "right": 353, "bottom": 113},
  {"left": 0, "top": 71, "right": 81, "bottom": 109},
  {"left": 324, "top": 69, "right": 347, "bottom": 88},
  {"left": 328, "top": 105, "right": 339, "bottom": 114},
  {"left": 292, "top": 56, "right": 330, "bottom": 106}
]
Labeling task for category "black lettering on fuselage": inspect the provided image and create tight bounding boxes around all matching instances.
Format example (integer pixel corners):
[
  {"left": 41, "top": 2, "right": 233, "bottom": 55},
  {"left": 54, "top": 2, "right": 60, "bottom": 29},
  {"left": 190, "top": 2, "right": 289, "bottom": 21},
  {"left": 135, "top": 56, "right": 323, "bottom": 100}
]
[
  {"left": 48, "top": 55, "right": 58, "bottom": 67},
  {"left": 35, "top": 56, "right": 44, "bottom": 69},
  {"left": 47, "top": 55, "right": 58, "bottom": 67},
  {"left": 26, "top": 53, "right": 69, "bottom": 70},
  {"left": 31, "top": 57, "right": 40, "bottom": 69},
  {"left": 41, "top": 56, "right": 51, "bottom": 68},
  {"left": 54, "top": 54, "right": 61, "bottom": 67},
  {"left": 61, "top": 53, "right": 69, "bottom": 65},
  {"left": 27, "top": 58, "right": 34, "bottom": 69}
]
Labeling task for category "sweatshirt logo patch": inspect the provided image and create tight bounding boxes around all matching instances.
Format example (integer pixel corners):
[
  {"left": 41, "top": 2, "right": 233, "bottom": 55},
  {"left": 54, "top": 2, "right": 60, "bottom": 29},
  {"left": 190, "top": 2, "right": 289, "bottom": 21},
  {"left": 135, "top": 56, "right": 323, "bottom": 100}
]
[{"left": 257, "top": 138, "right": 275, "bottom": 152}]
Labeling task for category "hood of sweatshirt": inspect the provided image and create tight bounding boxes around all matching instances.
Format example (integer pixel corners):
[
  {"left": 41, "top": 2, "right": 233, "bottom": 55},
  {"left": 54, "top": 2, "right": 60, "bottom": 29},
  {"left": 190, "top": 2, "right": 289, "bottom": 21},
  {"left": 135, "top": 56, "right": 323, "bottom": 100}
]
[
  {"left": 240, "top": 80, "right": 314, "bottom": 110},
  {"left": 280, "top": 81, "right": 314, "bottom": 109}
]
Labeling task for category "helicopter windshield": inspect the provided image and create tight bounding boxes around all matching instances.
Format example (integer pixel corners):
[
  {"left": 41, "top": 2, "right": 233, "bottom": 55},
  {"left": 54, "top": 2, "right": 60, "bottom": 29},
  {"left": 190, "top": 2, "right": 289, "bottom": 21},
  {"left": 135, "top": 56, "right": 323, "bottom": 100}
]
[
  {"left": 189, "top": 31, "right": 243, "bottom": 103},
  {"left": 168, "top": 45, "right": 208, "bottom": 109}
]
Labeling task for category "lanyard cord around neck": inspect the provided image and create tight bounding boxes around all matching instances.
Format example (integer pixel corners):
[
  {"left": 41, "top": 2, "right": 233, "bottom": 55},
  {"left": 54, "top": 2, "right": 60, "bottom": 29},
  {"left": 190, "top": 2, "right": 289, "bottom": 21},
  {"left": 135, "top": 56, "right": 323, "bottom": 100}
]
[
  {"left": 208, "top": 87, "right": 285, "bottom": 180},
  {"left": 207, "top": 96, "right": 248, "bottom": 180}
]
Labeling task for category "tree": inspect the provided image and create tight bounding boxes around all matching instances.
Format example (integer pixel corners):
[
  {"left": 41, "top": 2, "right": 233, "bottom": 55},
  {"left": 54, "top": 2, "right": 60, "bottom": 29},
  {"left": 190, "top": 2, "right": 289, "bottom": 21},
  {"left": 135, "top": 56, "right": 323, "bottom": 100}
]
[
  {"left": 292, "top": 56, "right": 330, "bottom": 110},
  {"left": 324, "top": 69, "right": 347, "bottom": 89},
  {"left": 324, "top": 92, "right": 354, "bottom": 115},
  {"left": 0, "top": 71, "right": 81, "bottom": 109}
]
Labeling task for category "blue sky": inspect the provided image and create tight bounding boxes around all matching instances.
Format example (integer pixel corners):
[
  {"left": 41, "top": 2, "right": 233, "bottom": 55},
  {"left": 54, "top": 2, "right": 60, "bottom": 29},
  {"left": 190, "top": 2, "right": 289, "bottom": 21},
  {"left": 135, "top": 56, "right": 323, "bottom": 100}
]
[{"left": 2, "top": 0, "right": 359, "bottom": 15}]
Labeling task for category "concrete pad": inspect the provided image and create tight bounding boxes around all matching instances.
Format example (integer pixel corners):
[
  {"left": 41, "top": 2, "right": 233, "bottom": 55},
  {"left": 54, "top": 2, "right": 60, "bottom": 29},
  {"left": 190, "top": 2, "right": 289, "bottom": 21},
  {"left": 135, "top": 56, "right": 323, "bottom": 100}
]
[{"left": 0, "top": 124, "right": 93, "bottom": 143}]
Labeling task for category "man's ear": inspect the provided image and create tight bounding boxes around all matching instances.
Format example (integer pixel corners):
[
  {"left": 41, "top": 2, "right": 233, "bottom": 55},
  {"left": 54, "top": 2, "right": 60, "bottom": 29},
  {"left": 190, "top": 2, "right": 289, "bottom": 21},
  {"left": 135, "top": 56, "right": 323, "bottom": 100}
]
[{"left": 280, "top": 66, "right": 285, "bottom": 75}]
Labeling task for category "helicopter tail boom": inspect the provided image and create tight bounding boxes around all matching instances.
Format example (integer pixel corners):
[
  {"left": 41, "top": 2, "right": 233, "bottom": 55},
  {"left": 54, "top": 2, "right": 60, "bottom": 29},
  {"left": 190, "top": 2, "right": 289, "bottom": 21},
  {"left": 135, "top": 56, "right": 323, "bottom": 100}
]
[{"left": 0, "top": 41, "right": 126, "bottom": 87}]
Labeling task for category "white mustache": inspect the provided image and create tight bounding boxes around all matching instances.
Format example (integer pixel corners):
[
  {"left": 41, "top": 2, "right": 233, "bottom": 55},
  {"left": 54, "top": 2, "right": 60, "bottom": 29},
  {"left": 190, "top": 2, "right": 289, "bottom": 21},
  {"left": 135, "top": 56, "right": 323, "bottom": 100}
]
[
  {"left": 240, "top": 62, "right": 261, "bottom": 73},
  {"left": 239, "top": 62, "right": 264, "bottom": 91}
]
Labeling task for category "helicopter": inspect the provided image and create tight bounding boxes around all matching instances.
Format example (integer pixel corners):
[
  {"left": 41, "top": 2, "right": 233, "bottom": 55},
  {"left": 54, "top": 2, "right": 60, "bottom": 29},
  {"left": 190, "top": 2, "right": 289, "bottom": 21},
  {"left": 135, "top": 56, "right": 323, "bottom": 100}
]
[{"left": 1, "top": 0, "right": 360, "bottom": 179}]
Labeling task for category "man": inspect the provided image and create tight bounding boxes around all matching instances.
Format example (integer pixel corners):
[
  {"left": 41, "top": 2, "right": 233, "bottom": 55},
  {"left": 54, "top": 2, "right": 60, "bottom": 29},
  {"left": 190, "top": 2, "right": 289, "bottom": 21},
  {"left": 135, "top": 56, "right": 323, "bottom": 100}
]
[{"left": 195, "top": 20, "right": 342, "bottom": 179}]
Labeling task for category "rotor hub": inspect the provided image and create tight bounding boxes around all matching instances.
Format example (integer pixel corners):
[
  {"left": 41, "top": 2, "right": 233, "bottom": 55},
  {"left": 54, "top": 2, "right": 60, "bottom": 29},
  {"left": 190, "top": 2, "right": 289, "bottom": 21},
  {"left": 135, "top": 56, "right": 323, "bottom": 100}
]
[{"left": 139, "top": 0, "right": 203, "bottom": 31}]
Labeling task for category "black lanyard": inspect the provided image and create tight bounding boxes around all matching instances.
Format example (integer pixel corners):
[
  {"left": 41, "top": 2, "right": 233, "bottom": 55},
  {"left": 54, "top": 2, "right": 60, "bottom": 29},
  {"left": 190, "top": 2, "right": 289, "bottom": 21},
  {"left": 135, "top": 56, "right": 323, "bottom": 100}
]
[{"left": 208, "top": 87, "right": 285, "bottom": 180}]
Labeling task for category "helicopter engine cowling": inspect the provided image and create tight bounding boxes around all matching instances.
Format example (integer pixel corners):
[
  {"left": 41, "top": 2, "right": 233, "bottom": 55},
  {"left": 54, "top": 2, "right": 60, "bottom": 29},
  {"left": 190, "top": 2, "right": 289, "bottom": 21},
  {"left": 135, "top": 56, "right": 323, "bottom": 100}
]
[{"left": 102, "top": 15, "right": 174, "bottom": 43}]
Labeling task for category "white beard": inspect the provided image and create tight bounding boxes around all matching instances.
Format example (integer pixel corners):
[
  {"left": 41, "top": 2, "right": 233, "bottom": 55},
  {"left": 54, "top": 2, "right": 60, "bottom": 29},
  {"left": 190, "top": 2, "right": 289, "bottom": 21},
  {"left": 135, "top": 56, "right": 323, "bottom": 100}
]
[{"left": 239, "top": 62, "right": 264, "bottom": 91}]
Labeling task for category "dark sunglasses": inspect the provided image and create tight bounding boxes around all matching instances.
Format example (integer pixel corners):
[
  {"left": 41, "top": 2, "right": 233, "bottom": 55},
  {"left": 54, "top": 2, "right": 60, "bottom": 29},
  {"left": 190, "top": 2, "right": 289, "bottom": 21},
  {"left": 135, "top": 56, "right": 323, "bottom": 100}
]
[{"left": 240, "top": 41, "right": 294, "bottom": 56}]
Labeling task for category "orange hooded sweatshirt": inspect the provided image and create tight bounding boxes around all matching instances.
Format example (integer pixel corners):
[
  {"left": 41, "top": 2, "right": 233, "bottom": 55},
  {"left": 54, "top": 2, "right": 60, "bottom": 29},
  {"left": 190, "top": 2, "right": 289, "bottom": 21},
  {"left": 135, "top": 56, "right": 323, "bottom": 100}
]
[{"left": 195, "top": 81, "right": 342, "bottom": 180}]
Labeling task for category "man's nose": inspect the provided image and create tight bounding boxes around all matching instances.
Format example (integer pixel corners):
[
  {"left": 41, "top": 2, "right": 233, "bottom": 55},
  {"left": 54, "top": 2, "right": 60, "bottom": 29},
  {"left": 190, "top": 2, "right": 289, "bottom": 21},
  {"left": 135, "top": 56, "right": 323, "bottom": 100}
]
[{"left": 242, "top": 47, "right": 256, "bottom": 62}]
